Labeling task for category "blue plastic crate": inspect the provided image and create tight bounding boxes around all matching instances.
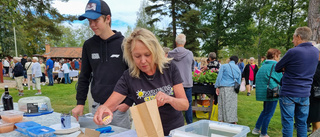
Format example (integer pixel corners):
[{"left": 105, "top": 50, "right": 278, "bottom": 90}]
[
  {"left": 26, "top": 126, "right": 56, "bottom": 137},
  {"left": 15, "top": 121, "right": 41, "bottom": 133}
]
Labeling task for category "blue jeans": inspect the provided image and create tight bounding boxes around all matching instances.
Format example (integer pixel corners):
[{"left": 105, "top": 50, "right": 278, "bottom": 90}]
[
  {"left": 255, "top": 101, "right": 278, "bottom": 135},
  {"left": 47, "top": 68, "right": 53, "bottom": 85},
  {"left": 279, "top": 96, "right": 309, "bottom": 137},
  {"left": 184, "top": 87, "right": 193, "bottom": 124},
  {"left": 64, "top": 73, "right": 71, "bottom": 84}
]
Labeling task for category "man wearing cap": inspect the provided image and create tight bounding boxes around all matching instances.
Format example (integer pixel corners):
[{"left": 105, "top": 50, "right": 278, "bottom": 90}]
[{"left": 72, "top": 0, "right": 132, "bottom": 129}]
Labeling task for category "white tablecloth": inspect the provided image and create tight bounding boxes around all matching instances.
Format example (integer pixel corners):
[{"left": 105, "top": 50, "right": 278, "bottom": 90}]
[
  {"left": 55, "top": 70, "right": 79, "bottom": 78},
  {"left": 0, "top": 104, "right": 129, "bottom": 137}
]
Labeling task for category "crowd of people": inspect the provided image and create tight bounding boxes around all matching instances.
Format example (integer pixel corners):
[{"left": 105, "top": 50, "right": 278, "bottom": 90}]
[
  {"left": 1, "top": 56, "right": 82, "bottom": 95},
  {"left": 2, "top": 0, "right": 320, "bottom": 136}
]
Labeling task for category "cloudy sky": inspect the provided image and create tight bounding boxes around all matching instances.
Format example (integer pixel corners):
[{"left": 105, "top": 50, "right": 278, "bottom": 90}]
[{"left": 52, "top": 0, "right": 148, "bottom": 34}]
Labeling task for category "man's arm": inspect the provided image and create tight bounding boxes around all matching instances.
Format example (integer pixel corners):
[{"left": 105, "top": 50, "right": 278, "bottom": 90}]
[
  {"left": 275, "top": 50, "right": 292, "bottom": 72},
  {"left": 76, "top": 44, "right": 92, "bottom": 105}
]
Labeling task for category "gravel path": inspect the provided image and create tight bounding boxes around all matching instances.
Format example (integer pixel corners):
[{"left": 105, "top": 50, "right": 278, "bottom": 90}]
[{"left": 0, "top": 79, "right": 16, "bottom": 88}]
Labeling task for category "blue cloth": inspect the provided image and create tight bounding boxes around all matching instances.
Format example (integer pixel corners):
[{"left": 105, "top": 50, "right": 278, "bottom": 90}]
[
  {"left": 46, "top": 59, "right": 54, "bottom": 69},
  {"left": 64, "top": 73, "right": 71, "bottom": 84},
  {"left": 215, "top": 61, "right": 241, "bottom": 88},
  {"left": 184, "top": 87, "right": 193, "bottom": 124},
  {"left": 47, "top": 68, "right": 53, "bottom": 85},
  {"left": 95, "top": 126, "right": 114, "bottom": 133},
  {"left": 237, "top": 62, "right": 244, "bottom": 73},
  {"left": 279, "top": 96, "right": 309, "bottom": 137},
  {"left": 74, "top": 61, "right": 79, "bottom": 69},
  {"left": 255, "top": 101, "right": 278, "bottom": 135},
  {"left": 275, "top": 42, "right": 319, "bottom": 97}
]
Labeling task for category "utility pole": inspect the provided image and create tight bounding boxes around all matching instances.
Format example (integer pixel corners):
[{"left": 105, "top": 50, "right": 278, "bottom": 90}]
[{"left": 13, "top": 19, "right": 17, "bottom": 57}]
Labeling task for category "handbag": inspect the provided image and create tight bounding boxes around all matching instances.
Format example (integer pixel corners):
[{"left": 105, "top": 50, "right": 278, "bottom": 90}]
[
  {"left": 266, "top": 64, "right": 280, "bottom": 98},
  {"left": 313, "top": 86, "right": 320, "bottom": 98},
  {"left": 228, "top": 64, "right": 240, "bottom": 93}
]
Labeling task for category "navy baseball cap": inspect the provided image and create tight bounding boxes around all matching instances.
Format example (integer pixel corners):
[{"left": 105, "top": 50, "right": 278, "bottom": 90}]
[{"left": 78, "top": 0, "right": 111, "bottom": 20}]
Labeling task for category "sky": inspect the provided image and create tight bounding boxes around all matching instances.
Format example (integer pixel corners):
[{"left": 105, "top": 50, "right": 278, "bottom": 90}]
[{"left": 52, "top": 0, "right": 145, "bottom": 34}]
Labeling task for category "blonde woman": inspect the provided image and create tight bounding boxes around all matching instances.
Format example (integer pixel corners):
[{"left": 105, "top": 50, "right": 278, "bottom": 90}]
[{"left": 93, "top": 28, "right": 188, "bottom": 136}]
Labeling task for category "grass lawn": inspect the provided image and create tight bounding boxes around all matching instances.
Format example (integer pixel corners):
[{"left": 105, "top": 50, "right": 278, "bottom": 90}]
[
  {"left": 1, "top": 79, "right": 298, "bottom": 136},
  {"left": 0, "top": 81, "right": 89, "bottom": 114}
]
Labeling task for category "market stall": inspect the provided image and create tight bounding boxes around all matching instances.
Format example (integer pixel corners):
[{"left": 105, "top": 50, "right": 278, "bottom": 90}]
[{"left": 0, "top": 98, "right": 129, "bottom": 137}]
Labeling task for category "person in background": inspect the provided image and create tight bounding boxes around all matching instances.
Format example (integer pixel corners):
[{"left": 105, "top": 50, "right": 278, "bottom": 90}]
[
  {"left": 307, "top": 44, "right": 320, "bottom": 133},
  {"left": 275, "top": 27, "right": 319, "bottom": 137},
  {"left": 67, "top": 59, "right": 72, "bottom": 70},
  {"left": 13, "top": 57, "right": 24, "bottom": 96},
  {"left": 71, "top": 59, "right": 75, "bottom": 70},
  {"left": 25, "top": 57, "right": 34, "bottom": 90},
  {"left": 215, "top": 55, "right": 241, "bottom": 124},
  {"left": 237, "top": 58, "right": 245, "bottom": 73},
  {"left": 168, "top": 33, "right": 194, "bottom": 124},
  {"left": 32, "top": 57, "right": 42, "bottom": 95},
  {"left": 72, "top": 0, "right": 132, "bottom": 129},
  {"left": 260, "top": 56, "right": 266, "bottom": 67},
  {"left": 21, "top": 54, "right": 28, "bottom": 86},
  {"left": 3, "top": 57, "right": 10, "bottom": 76},
  {"left": 39, "top": 59, "right": 46, "bottom": 85},
  {"left": 93, "top": 28, "right": 188, "bottom": 136},
  {"left": 243, "top": 57, "right": 259, "bottom": 96},
  {"left": 61, "top": 60, "right": 71, "bottom": 84},
  {"left": 74, "top": 59, "right": 79, "bottom": 70},
  {"left": 207, "top": 52, "right": 220, "bottom": 72},
  {"left": 163, "top": 47, "right": 171, "bottom": 58},
  {"left": 46, "top": 56, "right": 54, "bottom": 86},
  {"left": 252, "top": 49, "right": 283, "bottom": 137}
]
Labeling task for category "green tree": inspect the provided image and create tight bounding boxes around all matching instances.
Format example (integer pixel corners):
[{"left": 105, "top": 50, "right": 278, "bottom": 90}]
[
  {"left": 0, "top": 0, "right": 76, "bottom": 57},
  {"left": 308, "top": 0, "right": 320, "bottom": 43}
]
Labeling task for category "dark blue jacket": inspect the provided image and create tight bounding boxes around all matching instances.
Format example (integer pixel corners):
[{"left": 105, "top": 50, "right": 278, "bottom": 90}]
[{"left": 275, "top": 42, "right": 319, "bottom": 97}]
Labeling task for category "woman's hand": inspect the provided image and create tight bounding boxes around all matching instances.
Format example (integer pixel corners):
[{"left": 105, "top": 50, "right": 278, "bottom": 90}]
[
  {"left": 216, "top": 88, "right": 220, "bottom": 96},
  {"left": 93, "top": 105, "right": 113, "bottom": 125},
  {"left": 155, "top": 91, "right": 172, "bottom": 107}
]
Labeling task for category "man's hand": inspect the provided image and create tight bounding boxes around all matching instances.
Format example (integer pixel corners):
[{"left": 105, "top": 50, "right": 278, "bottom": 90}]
[
  {"left": 71, "top": 105, "right": 84, "bottom": 121},
  {"left": 116, "top": 103, "right": 130, "bottom": 112}
]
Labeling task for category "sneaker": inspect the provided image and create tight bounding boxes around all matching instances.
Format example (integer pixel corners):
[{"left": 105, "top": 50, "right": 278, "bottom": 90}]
[
  {"left": 259, "top": 134, "right": 269, "bottom": 137},
  {"left": 35, "top": 92, "right": 42, "bottom": 95},
  {"left": 247, "top": 92, "right": 251, "bottom": 96},
  {"left": 252, "top": 128, "right": 260, "bottom": 135}
]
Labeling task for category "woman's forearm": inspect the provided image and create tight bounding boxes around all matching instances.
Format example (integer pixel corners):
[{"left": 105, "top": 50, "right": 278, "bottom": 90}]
[{"left": 168, "top": 97, "right": 188, "bottom": 111}]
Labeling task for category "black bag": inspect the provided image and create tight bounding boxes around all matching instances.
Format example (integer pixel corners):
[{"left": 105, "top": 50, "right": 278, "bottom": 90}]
[
  {"left": 266, "top": 64, "right": 280, "bottom": 98},
  {"left": 229, "top": 64, "right": 240, "bottom": 93},
  {"left": 313, "top": 86, "right": 320, "bottom": 98}
]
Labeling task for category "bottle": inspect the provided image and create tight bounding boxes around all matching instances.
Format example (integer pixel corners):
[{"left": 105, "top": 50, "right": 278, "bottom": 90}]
[{"left": 3, "top": 86, "right": 13, "bottom": 110}]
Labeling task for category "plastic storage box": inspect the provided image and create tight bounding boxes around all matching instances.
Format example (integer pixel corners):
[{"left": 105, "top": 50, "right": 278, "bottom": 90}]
[
  {"left": 0, "top": 110, "right": 24, "bottom": 123},
  {"left": 169, "top": 120, "right": 250, "bottom": 137},
  {"left": 15, "top": 121, "right": 41, "bottom": 133},
  {"left": 18, "top": 96, "right": 53, "bottom": 115},
  {"left": 0, "top": 120, "right": 15, "bottom": 133},
  {"left": 27, "top": 126, "right": 55, "bottom": 137}
]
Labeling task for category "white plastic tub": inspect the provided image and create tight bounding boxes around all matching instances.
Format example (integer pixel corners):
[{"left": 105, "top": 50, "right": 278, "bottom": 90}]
[{"left": 169, "top": 120, "right": 250, "bottom": 137}]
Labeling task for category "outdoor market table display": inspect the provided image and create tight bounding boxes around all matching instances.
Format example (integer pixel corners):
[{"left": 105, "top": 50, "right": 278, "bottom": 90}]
[
  {"left": 192, "top": 83, "right": 216, "bottom": 120},
  {"left": 0, "top": 103, "right": 129, "bottom": 137},
  {"left": 53, "top": 70, "right": 79, "bottom": 78}
]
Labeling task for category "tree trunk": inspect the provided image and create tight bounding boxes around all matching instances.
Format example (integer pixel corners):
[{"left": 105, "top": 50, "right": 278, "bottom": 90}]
[
  {"left": 172, "top": 0, "right": 176, "bottom": 48},
  {"left": 308, "top": 0, "right": 320, "bottom": 43}
]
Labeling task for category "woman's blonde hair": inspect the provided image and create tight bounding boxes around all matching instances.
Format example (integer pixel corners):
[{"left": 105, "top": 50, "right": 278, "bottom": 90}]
[{"left": 122, "top": 28, "right": 172, "bottom": 78}]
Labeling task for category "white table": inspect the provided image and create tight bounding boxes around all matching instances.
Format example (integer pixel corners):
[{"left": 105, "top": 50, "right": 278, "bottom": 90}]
[
  {"left": 0, "top": 104, "right": 129, "bottom": 137},
  {"left": 56, "top": 70, "right": 79, "bottom": 78}
]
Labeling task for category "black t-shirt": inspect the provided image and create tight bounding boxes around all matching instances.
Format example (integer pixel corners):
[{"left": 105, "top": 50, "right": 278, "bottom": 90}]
[
  {"left": 207, "top": 60, "right": 220, "bottom": 70},
  {"left": 114, "top": 63, "right": 184, "bottom": 136}
]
